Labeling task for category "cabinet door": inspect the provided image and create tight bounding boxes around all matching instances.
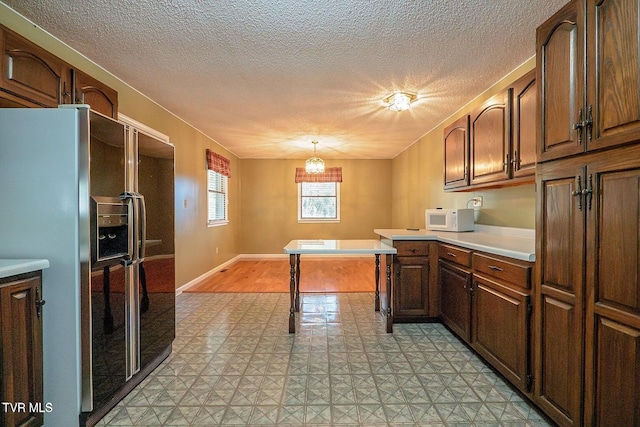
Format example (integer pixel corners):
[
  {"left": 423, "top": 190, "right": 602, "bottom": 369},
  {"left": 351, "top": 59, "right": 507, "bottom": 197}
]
[
  {"left": 443, "top": 115, "right": 470, "bottom": 190},
  {"left": 0, "top": 26, "right": 69, "bottom": 108},
  {"left": 511, "top": 70, "right": 536, "bottom": 178},
  {"left": 71, "top": 69, "right": 118, "bottom": 119},
  {"left": 393, "top": 256, "right": 429, "bottom": 320},
  {"left": 0, "top": 275, "right": 44, "bottom": 427},
  {"left": 472, "top": 274, "right": 530, "bottom": 392},
  {"left": 535, "top": 159, "right": 586, "bottom": 426},
  {"left": 438, "top": 260, "right": 472, "bottom": 342},
  {"left": 586, "top": 0, "right": 640, "bottom": 151},
  {"left": 470, "top": 90, "right": 510, "bottom": 185},
  {"left": 536, "top": 0, "right": 585, "bottom": 161},
  {"left": 583, "top": 145, "right": 640, "bottom": 426}
]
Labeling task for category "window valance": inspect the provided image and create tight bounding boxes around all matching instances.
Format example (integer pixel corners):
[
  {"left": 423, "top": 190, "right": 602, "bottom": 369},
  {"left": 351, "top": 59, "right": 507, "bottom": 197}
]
[
  {"left": 295, "top": 167, "right": 342, "bottom": 183},
  {"left": 206, "top": 149, "right": 231, "bottom": 178}
]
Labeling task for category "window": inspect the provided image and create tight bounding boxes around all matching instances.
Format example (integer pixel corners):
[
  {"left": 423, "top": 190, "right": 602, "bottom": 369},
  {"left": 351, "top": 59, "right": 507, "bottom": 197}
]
[
  {"left": 298, "top": 181, "right": 340, "bottom": 222},
  {"left": 208, "top": 170, "right": 228, "bottom": 225}
]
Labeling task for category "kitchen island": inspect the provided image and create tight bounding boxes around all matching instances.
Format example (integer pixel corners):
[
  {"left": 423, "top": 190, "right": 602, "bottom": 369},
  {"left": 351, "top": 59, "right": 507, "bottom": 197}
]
[{"left": 283, "top": 239, "right": 396, "bottom": 333}]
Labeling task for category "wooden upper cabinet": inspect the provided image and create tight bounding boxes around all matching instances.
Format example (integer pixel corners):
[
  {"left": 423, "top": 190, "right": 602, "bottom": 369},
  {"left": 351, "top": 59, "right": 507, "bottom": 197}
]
[
  {"left": 0, "top": 26, "right": 70, "bottom": 108},
  {"left": 71, "top": 69, "right": 118, "bottom": 119},
  {"left": 537, "top": 0, "right": 584, "bottom": 162},
  {"left": 538, "top": 0, "right": 640, "bottom": 162},
  {"left": 586, "top": 0, "right": 640, "bottom": 151},
  {"left": 470, "top": 90, "right": 510, "bottom": 185},
  {"left": 443, "top": 115, "right": 470, "bottom": 190},
  {"left": 511, "top": 70, "right": 537, "bottom": 178}
]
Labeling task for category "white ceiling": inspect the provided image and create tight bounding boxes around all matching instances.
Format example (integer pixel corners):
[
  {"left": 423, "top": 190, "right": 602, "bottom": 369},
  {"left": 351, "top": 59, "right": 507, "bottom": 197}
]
[{"left": 3, "top": 0, "right": 566, "bottom": 159}]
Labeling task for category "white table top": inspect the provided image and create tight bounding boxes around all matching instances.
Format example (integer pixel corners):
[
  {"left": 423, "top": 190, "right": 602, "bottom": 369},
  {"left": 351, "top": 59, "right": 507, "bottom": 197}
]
[
  {"left": 284, "top": 239, "right": 397, "bottom": 255},
  {"left": 0, "top": 259, "right": 50, "bottom": 279}
]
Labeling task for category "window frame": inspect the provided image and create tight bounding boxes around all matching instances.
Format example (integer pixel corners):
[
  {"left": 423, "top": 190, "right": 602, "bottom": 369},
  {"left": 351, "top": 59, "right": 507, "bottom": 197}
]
[
  {"left": 297, "top": 181, "right": 341, "bottom": 223},
  {"left": 207, "top": 169, "right": 229, "bottom": 227}
]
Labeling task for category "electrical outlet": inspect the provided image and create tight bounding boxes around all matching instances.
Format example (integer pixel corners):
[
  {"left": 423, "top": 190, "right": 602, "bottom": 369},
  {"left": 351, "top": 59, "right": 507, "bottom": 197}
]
[
  {"left": 216, "top": 247, "right": 219, "bottom": 254},
  {"left": 473, "top": 196, "right": 483, "bottom": 207}
]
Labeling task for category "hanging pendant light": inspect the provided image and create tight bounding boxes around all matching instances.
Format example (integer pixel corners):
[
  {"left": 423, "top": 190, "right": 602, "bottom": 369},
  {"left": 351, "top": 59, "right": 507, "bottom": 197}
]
[{"left": 305, "top": 141, "right": 325, "bottom": 174}]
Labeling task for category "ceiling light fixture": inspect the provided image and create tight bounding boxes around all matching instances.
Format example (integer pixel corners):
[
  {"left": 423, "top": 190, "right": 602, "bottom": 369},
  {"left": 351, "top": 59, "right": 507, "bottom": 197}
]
[
  {"left": 384, "top": 91, "right": 417, "bottom": 112},
  {"left": 305, "top": 141, "right": 325, "bottom": 174}
]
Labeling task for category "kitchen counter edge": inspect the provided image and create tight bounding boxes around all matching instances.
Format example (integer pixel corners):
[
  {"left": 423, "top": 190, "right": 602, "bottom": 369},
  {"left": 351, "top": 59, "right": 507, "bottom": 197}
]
[
  {"left": 374, "top": 228, "right": 535, "bottom": 262},
  {"left": 0, "top": 259, "right": 50, "bottom": 279}
]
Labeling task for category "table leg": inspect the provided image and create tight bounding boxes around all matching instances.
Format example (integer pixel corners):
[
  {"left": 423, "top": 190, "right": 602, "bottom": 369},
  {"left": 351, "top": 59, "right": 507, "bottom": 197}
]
[
  {"left": 289, "top": 254, "right": 296, "bottom": 333},
  {"left": 295, "top": 254, "right": 301, "bottom": 312},
  {"left": 385, "top": 254, "right": 393, "bottom": 333},
  {"left": 374, "top": 254, "right": 380, "bottom": 311}
]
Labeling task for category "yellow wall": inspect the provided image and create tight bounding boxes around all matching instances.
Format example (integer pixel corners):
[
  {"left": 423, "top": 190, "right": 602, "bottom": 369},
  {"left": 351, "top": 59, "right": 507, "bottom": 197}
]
[
  {"left": 2, "top": 3, "right": 537, "bottom": 289},
  {"left": 0, "top": 4, "right": 241, "bottom": 288},
  {"left": 391, "top": 57, "right": 537, "bottom": 230},
  {"left": 239, "top": 159, "right": 392, "bottom": 253}
]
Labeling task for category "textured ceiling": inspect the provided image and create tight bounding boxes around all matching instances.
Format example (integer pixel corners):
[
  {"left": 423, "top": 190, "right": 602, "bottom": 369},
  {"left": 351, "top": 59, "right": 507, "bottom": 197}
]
[{"left": 2, "top": 0, "right": 566, "bottom": 159}]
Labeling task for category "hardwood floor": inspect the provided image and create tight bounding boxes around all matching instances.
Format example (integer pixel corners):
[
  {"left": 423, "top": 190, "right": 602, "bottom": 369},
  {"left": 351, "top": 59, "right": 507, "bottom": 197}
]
[{"left": 184, "top": 258, "right": 376, "bottom": 293}]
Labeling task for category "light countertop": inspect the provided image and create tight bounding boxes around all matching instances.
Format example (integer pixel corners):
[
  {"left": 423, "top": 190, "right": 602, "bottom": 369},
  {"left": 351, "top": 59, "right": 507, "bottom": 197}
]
[
  {"left": 0, "top": 259, "right": 50, "bottom": 279},
  {"left": 374, "top": 225, "right": 535, "bottom": 262}
]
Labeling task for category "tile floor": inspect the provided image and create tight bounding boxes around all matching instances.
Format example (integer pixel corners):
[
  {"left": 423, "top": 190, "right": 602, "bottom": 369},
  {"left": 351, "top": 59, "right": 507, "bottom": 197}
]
[{"left": 98, "top": 292, "right": 552, "bottom": 426}]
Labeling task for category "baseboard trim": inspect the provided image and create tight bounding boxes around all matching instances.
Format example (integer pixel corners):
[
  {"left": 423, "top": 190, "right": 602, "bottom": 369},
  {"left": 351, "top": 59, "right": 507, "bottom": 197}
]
[{"left": 176, "top": 255, "right": 241, "bottom": 295}]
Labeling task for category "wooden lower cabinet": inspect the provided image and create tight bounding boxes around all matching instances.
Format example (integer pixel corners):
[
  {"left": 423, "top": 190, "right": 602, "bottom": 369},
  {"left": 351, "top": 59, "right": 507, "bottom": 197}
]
[
  {"left": 438, "top": 244, "right": 534, "bottom": 396},
  {"left": 472, "top": 274, "right": 531, "bottom": 392},
  {"left": 439, "top": 259, "right": 472, "bottom": 342},
  {"left": 536, "top": 143, "right": 640, "bottom": 426},
  {"left": 0, "top": 271, "right": 44, "bottom": 427}
]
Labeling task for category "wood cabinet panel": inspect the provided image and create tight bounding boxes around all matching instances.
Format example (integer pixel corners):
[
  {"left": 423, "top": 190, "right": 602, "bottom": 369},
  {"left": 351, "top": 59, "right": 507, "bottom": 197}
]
[
  {"left": 394, "top": 256, "right": 430, "bottom": 319},
  {"left": 0, "top": 273, "right": 44, "bottom": 427},
  {"left": 394, "top": 240, "right": 429, "bottom": 257},
  {"left": 472, "top": 274, "right": 530, "bottom": 391},
  {"left": 439, "top": 260, "right": 472, "bottom": 342},
  {"left": 587, "top": 0, "right": 640, "bottom": 150},
  {"left": 589, "top": 317, "right": 640, "bottom": 427},
  {"left": 536, "top": 0, "right": 584, "bottom": 161},
  {"left": 443, "top": 115, "right": 470, "bottom": 190},
  {"left": 472, "top": 252, "right": 532, "bottom": 290},
  {"left": 71, "top": 69, "right": 118, "bottom": 119},
  {"left": 511, "top": 70, "right": 537, "bottom": 178},
  {"left": 535, "top": 158, "right": 586, "bottom": 426},
  {"left": 470, "top": 91, "right": 510, "bottom": 185},
  {"left": 438, "top": 243, "right": 472, "bottom": 267},
  {"left": 537, "top": 290, "right": 583, "bottom": 427},
  {"left": 0, "top": 26, "right": 69, "bottom": 108}
]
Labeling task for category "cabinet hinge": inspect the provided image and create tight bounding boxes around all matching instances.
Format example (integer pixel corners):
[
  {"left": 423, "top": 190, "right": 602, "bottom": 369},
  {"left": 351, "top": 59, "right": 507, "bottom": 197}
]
[
  {"left": 526, "top": 303, "right": 533, "bottom": 317},
  {"left": 526, "top": 375, "right": 534, "bottom": 389}
]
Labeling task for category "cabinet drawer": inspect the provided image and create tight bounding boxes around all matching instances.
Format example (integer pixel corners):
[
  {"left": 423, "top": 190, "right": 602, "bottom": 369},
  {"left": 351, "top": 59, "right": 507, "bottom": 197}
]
[
  {"left": 394, "top": 240, "right": 429, "bottom": 257},
  {"left": 472, "top": 252, "right": 532, "bottom": 289},
  {"left": 438, "top": 243, "right": 472, "bottom": 267}
]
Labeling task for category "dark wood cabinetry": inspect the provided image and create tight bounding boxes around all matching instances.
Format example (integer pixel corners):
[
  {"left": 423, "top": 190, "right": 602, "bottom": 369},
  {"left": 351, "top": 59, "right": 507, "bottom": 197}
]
[
  {"left": 0, "top": 26, "right": 70, "bottom": 108},
  {"left": 536, "top": 1, "right": 640, "bottom": 425},
  {"left": 471, "top": 253, "right": 532, "bottom": 393},
  {"left": 470, "top": 91, "right": 510, "bottom": 185},
  {"left": 0, "top": 25, "right": 118, "bottom": 118},
  {"left": 71, "top": 69, "right": 118, "bottom": 119},
  {"left": 443, "top": 115, "right": 470, "bottom": 190},
  {"left": 511, "top": 70, "right": 537, "bottom": 178},
  {"left": 439, "top": 258, "right": 472, "bottom": 341},
  {"left": 444, "top": 71, "right": 536, "bottom": 191},
  {"left": 438, "top": 244, "right": 534, "bottom": 395},
  {"left": 0, "top": 271, "right": 44, "bottom": 427},
  {"left": 537, "top": 0, "right": 640, "bottom": 161},
  {"left": 391, "top": 241, "right": 437, "bottom": 322}
]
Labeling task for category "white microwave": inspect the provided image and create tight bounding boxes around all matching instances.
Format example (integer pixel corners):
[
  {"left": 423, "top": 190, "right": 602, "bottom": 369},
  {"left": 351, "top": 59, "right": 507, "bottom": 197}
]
[{"left": 425, "top": 208, "right": 475, "bottom": 232}]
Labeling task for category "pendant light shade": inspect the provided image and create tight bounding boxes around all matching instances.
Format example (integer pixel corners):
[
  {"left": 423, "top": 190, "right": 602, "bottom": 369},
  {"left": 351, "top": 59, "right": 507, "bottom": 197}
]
[{"left": 305, "top": 141, "right": 325, "bottom": 174}]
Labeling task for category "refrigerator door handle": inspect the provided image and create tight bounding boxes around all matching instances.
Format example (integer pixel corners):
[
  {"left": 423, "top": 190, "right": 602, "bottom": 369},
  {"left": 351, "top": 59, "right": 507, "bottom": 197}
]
[{"left": 138, "top": 195, "right": 147, "bottom": 262}]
